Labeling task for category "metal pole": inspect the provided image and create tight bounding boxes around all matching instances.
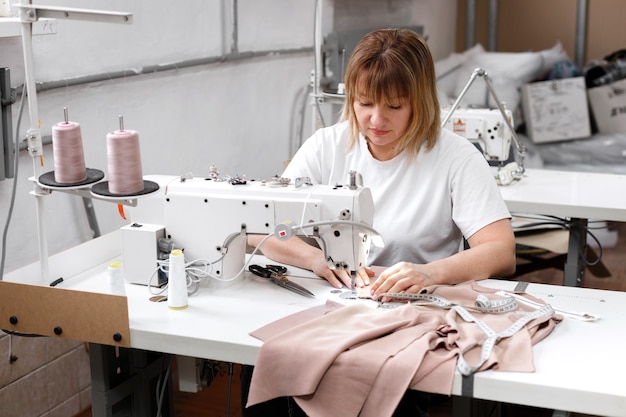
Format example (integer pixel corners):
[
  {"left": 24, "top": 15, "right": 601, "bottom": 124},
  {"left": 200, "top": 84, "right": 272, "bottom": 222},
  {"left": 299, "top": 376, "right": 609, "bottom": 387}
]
[
  {"left": 313, "top": 0, "right": 322, "bottom": 99},
  {"left": 488, "top": 0, "right": 499, "bottom": 51},
  {"left": 19, "top": 1, "right": 49, "bottom": 285},
  {"left": 575, "top": 0, "right": 588, "bottom": 68},
  {"left": 466, "top": 0, "right": 476, "bottom": 49}
]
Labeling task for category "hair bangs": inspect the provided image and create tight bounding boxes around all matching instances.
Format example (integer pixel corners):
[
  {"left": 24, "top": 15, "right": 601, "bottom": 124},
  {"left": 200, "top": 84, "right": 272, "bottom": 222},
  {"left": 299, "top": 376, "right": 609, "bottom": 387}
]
[{"left": 355, "top": 60, "right": 411, "bottom": 105}]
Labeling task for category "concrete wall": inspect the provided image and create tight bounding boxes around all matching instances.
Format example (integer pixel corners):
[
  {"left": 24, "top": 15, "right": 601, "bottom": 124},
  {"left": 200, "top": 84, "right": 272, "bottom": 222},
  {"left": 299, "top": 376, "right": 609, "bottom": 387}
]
[{"left": 0, "top": 1, "right": 457, "bottom": 416}]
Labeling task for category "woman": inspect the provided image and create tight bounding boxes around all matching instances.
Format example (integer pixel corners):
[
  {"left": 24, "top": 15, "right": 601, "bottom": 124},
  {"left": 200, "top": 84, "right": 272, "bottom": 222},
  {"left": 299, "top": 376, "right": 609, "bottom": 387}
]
[
  {"left": 244, "top": 28, "right": 516, "bottom": 416},
  {"left": 251, "top": 28, "right": 515, "bottom": 298}
]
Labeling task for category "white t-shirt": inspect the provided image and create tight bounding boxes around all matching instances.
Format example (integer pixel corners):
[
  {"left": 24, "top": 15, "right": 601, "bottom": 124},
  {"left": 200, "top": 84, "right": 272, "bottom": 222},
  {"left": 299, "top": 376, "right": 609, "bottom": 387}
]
[{"left": 282, "top": 121, "right": 511, "bottom": 267}]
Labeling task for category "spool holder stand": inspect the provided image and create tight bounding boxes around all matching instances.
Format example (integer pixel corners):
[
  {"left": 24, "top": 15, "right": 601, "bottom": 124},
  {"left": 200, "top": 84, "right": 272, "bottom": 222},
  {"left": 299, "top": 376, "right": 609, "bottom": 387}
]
[
  {"left": 34, "top": 180, "right": 141, "bottom": 207},
  {"left": 16, "top": 1, "right": 133, "bottom": 285}
]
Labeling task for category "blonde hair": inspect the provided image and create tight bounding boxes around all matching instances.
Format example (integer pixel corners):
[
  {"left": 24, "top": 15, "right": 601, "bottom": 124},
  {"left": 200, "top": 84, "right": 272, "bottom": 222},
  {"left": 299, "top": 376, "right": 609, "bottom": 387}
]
[{"left": 341, "top": 28, "right": 441, "bottom": 158}]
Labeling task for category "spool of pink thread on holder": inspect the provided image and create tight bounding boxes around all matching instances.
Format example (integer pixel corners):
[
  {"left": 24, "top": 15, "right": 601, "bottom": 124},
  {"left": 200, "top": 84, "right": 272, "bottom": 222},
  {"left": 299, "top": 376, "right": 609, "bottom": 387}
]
[
  {"left": 105, "top": 115, "right": 144, "bottom": 195},
  {"left": 91, "top": 115, "right": 159, "bottom": 199},
  {"left": 38, "top": 107, "right": 104, "bottom": 189},
  {"left": 52, "top": 107, "right": 87, "bottom": 184}
]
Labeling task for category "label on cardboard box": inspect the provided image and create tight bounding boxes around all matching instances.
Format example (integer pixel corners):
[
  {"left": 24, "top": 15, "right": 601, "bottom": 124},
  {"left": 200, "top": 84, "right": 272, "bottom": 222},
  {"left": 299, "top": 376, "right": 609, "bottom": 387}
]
[
  {"left": 587, "top": 78, "right": 626, "bottom": 134},
  {"left": 521, "top": 77, "right": 591, "bottom": 143}
]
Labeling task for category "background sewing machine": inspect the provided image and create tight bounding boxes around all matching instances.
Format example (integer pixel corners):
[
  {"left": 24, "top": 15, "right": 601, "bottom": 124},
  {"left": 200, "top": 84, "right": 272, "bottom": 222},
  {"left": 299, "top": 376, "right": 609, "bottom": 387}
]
[
  {"left": 441, "top": 107, "right": 514, "bottom": 163},
  {"left": 122, "top": 172, "right": 378, "bottom": 288}
]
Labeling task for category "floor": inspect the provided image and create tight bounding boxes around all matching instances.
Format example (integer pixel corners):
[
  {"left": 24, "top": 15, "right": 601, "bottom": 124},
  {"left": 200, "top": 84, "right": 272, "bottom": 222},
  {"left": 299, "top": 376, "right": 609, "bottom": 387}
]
[{"left": 77, "top": 222, "right": 626, "bottom": 417}]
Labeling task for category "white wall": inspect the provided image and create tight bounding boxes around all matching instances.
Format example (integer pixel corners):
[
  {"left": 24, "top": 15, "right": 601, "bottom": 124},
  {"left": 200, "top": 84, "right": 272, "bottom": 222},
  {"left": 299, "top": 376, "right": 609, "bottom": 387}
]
[{"left": 0, "top": 0, "right": 456, "bottom": 274}]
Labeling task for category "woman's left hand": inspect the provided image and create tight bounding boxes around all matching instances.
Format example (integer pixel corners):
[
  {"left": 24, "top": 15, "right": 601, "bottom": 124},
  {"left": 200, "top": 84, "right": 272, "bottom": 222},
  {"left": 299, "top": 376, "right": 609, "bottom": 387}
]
[{"left": 369, "top": 262, "right": 436, "bottom": 302}]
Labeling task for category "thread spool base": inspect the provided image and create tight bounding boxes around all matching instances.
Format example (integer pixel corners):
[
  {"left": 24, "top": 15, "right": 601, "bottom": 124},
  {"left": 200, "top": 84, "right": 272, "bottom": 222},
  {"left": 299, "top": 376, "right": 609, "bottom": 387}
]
[
  {"left": 91, "top": 180, "right": 160, "bottom": 199},
  {"left": 322, "top": 89, "right": 346, "bottom": 98},
  {"left": 38, "top": 168, "right": 105, "bottom": 190}
]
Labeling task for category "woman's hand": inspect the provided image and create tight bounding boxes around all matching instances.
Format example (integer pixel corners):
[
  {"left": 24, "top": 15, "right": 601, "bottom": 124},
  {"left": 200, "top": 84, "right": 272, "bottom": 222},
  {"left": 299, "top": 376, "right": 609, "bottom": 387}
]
[
  {"left": 369, "top": 262, "right": 436, "bottom": 302},
  {"left": 370, "top": 219, "right": 516, "bottom": 302},
  {"left": 310, "top": 257, "right": 375, "bottom": 289},
  {"left": 248, "top": 234, "right": 377, "bottom": 289}
]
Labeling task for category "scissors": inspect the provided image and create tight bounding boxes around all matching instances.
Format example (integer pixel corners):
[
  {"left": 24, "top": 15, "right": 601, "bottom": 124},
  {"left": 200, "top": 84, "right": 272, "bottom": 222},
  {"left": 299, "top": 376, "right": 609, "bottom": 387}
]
[{"left": 249, "top": 264, "right": 315, "bottom": 298}]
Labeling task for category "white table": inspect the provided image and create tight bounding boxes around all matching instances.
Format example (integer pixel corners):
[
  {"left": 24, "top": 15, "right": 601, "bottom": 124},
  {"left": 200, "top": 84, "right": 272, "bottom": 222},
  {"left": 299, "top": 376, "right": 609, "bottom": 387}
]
[
  {"left": 4, "top": 230, "right": 626, "bottom": 417},
  {"left": 499, "top": 169, "right": 626, "bottom": 286}
]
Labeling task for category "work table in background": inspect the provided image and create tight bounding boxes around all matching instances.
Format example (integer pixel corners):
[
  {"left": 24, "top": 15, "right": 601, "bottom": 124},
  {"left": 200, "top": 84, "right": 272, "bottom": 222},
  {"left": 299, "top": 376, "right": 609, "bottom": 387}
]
[{"left": 498, "top": 168, "right": 626, "bottom": 287}]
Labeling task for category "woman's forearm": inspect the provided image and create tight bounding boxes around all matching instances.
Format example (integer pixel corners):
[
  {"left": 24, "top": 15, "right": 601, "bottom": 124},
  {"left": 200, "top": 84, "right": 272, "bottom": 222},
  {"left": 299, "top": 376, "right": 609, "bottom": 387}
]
[{"left": 248, "top": 234, "right": 324, "bottom": 272}]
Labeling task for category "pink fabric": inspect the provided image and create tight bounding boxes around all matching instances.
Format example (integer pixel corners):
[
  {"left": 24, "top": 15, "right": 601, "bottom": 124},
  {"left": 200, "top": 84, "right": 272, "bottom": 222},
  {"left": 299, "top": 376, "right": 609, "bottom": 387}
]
[
  {"left": 296, "top": 312, "right": 445, "bottom": 417},
  {"left": 247, "top": 281, "right": 562, "bottom": 417}
]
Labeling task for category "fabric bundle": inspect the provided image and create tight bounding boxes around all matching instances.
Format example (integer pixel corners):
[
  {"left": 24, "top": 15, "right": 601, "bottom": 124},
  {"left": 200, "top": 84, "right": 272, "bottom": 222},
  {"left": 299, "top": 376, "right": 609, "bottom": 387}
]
[{"left": 247, "top": 281, "right": 562, "bottom": 417}]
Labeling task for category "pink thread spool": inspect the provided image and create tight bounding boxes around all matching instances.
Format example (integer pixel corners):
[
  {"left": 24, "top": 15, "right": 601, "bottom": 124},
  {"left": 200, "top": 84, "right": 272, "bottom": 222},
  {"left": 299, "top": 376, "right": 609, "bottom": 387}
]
[
  {"left": 52, "top": 108, "right": 87, "bottom": 184},
  {"left": 106, "top": 116, "right": 144, "bottom": 195}
]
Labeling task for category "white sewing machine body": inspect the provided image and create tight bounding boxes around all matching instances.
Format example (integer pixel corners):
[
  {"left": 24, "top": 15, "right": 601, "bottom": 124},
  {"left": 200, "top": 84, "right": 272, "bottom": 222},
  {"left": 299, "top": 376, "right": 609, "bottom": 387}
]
[
  {"left": 442, "top": 107, "right": 514, "bottom": 162},
  {"left": 124, "top": 175, "right": 376, "bottom": 286}
]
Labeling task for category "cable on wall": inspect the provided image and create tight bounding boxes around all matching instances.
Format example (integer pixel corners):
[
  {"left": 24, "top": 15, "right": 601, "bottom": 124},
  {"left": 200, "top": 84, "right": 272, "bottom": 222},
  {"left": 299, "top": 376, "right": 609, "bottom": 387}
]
[{"left": 0, "top": 83, "right": 25, "bottom": 281}]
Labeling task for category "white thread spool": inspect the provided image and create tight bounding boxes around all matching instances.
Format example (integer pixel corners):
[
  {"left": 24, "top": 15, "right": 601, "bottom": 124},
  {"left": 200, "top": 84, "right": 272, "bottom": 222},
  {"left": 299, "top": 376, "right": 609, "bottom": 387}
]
[
  {"left": 52, "top": 108, "right": 87, "bottom": 184},
  {"left": 107, "top": 261, "right": 126, "bottom": 296},
  {"left": 106, "top": 116, "right": 144, "bottom": 194},
  {"left": 167, "top": 249, "right": 188, "bottom": 310}
]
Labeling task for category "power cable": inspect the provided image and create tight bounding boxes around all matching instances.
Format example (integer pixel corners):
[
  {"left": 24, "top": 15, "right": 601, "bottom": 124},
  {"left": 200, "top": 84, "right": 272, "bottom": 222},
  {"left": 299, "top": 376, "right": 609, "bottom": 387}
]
[{"left": 1, "top": 85, "right": 26, "bottom": 280}]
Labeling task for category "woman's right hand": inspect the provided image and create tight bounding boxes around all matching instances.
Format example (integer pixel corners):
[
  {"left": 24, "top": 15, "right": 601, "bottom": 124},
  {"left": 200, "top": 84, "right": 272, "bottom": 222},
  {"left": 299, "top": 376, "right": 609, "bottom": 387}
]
[{"left": 310, "top": 256, "right": 374, "bottom": 289}]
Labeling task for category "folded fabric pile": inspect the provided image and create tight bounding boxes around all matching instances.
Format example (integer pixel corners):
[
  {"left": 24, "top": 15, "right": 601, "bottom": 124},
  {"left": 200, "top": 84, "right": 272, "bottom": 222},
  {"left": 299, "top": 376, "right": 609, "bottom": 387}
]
[{"left": 247, "top": 281, "right": 563, "bottom": 417}]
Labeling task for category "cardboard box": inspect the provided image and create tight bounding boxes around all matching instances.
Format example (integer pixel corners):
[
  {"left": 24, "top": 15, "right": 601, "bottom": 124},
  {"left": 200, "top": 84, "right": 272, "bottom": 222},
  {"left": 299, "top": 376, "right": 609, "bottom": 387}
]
[
  {"left": 521, "top": 77, "right": 591, "bottom": 143},
  {"left": 587, "top": 78, "right": 626, "bottom": 134}
]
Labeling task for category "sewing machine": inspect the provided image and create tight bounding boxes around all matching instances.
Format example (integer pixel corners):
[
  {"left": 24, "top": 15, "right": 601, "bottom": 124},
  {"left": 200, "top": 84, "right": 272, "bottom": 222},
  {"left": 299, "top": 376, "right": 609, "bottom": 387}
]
[
  {"left": 122, "top": 173, "right": 377, "bottom": 287},
  {"left": 441, "top": 107, "right": 514, "bottom": 162}
]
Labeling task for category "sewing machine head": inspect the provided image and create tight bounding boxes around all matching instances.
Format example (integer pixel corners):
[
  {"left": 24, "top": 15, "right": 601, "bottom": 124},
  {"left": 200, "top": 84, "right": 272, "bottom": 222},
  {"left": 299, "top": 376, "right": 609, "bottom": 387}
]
[
  {"left": 122, "top": 173, "right": 378, "bottom": 287},
  {"left": 441, "top": 107, "right": 514, "bottom": 162}
]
